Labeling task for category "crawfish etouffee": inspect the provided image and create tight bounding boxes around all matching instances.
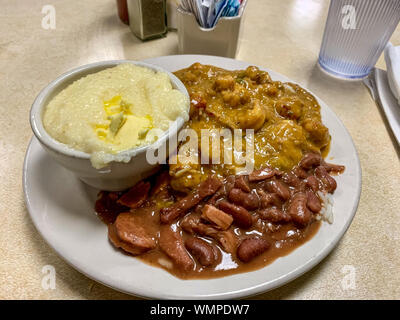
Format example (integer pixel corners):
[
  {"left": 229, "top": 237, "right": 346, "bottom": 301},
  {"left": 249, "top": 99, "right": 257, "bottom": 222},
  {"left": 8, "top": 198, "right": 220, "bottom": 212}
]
[
  {"left": 170, "top": 63, "right": 331, "bottom": 192},
  {"left": 95, "top": 63, "right": 344, "bottom": 279}
]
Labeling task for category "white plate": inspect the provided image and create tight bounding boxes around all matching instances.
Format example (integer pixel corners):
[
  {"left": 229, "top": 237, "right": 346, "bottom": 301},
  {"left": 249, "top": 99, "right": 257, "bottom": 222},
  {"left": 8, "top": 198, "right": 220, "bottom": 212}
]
[
  {"left": 23, "top": 55, "right": 361, "bottom": 299},
  {"left": 374, "top": 69, "right": 400, "bottom": 146}
]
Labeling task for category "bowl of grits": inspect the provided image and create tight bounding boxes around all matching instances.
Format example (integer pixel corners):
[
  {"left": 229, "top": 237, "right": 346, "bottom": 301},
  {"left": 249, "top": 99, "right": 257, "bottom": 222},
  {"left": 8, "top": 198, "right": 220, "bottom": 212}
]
[{"left": 30, "top": 60, "right": 189, "bottom": 191}]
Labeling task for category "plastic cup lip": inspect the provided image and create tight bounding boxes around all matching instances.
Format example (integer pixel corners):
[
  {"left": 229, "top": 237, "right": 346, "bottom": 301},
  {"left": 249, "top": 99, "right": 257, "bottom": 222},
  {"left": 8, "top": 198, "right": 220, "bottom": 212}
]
[{"left": 30, "top": 59, "right": 190, "bottom": 161}]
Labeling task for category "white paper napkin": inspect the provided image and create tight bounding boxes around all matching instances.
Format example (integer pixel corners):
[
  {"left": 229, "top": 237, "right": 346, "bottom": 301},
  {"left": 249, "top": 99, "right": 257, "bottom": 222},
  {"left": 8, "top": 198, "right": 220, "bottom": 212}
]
[{"left": 384, "top": 43, "right": 400, "bottom": 105}]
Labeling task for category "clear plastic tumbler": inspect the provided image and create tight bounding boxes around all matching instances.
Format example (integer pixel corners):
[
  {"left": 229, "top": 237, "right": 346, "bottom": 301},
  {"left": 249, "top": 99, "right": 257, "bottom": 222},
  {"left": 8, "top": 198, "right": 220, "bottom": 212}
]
[{"left": 318, "top": 0, "right": 400, "bottom": 79}]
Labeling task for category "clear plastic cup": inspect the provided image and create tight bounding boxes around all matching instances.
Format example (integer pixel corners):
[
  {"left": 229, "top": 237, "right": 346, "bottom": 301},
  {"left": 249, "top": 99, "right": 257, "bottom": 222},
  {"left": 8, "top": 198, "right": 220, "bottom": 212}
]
[{"left": 318, "top": 0, "right": 400, "bottom": 80}]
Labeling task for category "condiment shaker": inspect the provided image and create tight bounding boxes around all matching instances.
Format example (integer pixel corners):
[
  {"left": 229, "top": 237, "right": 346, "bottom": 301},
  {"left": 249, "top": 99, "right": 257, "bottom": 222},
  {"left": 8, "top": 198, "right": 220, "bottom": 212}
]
[
  {"left": 116, "top": 0, "right": 129, "bottom": 25},
  {"left": 127, "top": 0, "right": 167, "bottom": 40}
]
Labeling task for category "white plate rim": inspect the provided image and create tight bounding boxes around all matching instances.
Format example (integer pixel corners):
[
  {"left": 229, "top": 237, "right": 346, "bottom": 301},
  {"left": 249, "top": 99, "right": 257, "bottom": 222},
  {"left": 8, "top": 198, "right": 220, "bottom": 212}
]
[
  {"left": 374, "top": 68, "right": 400, "bottom": 146},
  {"left": 23, "top": 55, "right": 362, "bottom": 299}
]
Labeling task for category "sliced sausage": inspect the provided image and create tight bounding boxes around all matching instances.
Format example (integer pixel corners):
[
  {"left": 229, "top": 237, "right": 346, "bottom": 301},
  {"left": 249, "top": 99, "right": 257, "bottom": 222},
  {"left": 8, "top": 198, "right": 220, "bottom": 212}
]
[
  {"left": 198, "top": 175, "right": 224, "bottom": 198},
  {"left": 159, "top": 225, "right": 194, "bottom": 271},
  {"left": 95, "top": 191, "right": 128, "bottom": 224},
  {"left": 109, "top": 212, "right": 156, "bottom": 255},
  {"left": 117, "top": 181, "right": 150, "bottom": 208},
  {"left": 150, "top": 170, "right": 170, "bottom": 196},
  {"left": 160, "top": 176, "right": 222, "bottom": 223},
  {"left": 208, "top": 175, "right": 235, "bottom": 205},
  {"left": 160, "top": 193, "right": 200, "bottom": 224}
]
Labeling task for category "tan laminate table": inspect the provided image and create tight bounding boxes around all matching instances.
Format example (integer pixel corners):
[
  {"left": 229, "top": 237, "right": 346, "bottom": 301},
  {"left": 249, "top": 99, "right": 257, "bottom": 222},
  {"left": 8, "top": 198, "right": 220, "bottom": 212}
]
[{"left": 0, "top": 0, "right": 399, "bottom": 299}]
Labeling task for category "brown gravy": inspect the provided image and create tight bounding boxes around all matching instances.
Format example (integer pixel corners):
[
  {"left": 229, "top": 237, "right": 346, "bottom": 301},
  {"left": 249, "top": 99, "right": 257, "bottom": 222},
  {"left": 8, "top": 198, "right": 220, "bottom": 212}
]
[
  {"left": 97, "top": 190, "right": 320, "bottom": 280},
  {"left": 138, "top": 213, "right": 320, "bottom": 280},
  {"left": 95, "top": 153, "right": 341, "bottom": 280}
]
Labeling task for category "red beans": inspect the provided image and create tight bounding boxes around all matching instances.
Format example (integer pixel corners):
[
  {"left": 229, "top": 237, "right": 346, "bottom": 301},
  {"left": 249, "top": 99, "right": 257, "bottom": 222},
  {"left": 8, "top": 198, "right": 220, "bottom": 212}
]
[
  {"left": 282, "top": 171, "right": 302, "bottom": 188},
  {"left": 305, "top": 175, "right": 319, "bottom": 193},
  {"left": 292, "top": 166, "right": 308, "bottom": 179},
  {"left": 234, "top": 175, "right": 251, "bottom": 192},
  {"left": 264, "top": 179, "right": 290, "bottom": 201},
  {"left": 185, "top": 237, "right": 219, "bottom": 267},
  {"left": 315, "top": 166, "right": 337, "bottom": 193},
  {"left": 306, "top": 190, "right": 322, "bottom": 213},
  {"left": 248, "top": 167, "right": 276, "bottom": 182},
  {"left": 237, "top": 237, "right": 270, "bottom": 262},
  {"left": 258, "top": 207, "right": 291, "bottom": 223},
  {"left": 287, "top": 192, "right": 312, "bottom": 228},
  {"left": 218, "top": 200, "right": 253, "bottom": 229},
  {"left": 322, "top": 161, "right": 345, "bottom": 174},
  {"left": 228, "top": 188, "right": 259, "bottom": 211},
  {"left": 104, "top": 152, "right": 345, "bottom": 274},
  {"left": 299, "top": 152, "right": 322, "bottom": 170},
  {"left": 260, "top": 192, "right": 282, "bottom": 208}
]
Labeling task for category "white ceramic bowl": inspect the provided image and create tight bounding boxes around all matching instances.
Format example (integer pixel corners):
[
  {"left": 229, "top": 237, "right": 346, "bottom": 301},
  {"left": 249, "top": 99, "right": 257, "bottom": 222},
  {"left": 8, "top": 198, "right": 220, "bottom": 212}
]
[{"left": 30, "top": 60, "right": 189, "bottom": 191}]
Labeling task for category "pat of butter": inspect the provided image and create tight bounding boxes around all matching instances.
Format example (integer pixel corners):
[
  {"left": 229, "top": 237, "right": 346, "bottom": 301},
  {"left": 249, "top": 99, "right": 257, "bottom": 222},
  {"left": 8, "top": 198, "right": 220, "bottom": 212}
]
[
  {"left": 111, "top": 114, "right": 153, "bottom": 151},
  {"left": 94, "top": 96, "right": 154, "bottom": 152},
  {"left": 108, "top": 112, "right": 126, "bottom": 136}
]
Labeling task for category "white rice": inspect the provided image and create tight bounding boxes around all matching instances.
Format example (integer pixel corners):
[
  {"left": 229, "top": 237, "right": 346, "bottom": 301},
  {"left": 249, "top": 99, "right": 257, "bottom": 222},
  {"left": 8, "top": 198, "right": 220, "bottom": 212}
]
[
  {"left": 316, "top": 191, "right": 334, "bottom": 224},
  {"left": 158, "top": 257, "right": 173, "bottom": 269}
]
